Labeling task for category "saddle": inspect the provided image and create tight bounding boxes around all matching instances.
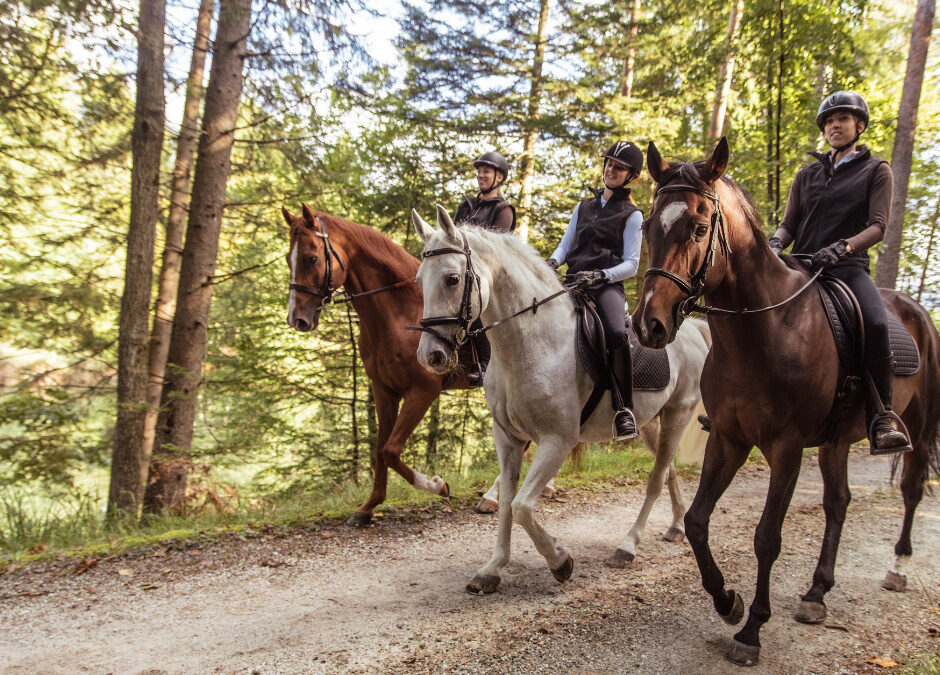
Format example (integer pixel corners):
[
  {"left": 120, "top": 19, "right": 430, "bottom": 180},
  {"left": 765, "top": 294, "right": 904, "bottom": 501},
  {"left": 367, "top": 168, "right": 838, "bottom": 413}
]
[{"left": 574, "top": 291, "right": 670, "bottom": 425}]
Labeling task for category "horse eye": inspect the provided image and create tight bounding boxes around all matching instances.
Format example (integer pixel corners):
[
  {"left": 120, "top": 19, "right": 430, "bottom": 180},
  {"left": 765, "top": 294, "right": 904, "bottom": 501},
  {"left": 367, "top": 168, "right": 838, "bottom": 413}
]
[
  {"left": 694, "top": 224, "right": 709, "bottom": 238},
  {"left": 446, "top": 273, "right": 461, "bottom": 287},
  {"left": 307, "top": 255, "right": 319, "bottom": 265}
]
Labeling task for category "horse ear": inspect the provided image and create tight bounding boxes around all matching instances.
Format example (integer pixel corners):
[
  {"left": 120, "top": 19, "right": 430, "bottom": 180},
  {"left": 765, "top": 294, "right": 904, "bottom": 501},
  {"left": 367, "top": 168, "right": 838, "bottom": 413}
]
[
  {"left": 301, "top": 203, "right": 316, "bottom": 225},
  {"left": 282, "top": 205, "right": 293, "bottom": 226},
  {"left": 435, "top": 203, "right": 459, "bottom": 243},
  {"left": 647, "top": 142, "right": 668, "bottom": 184},
  {"left": 411, "top": 208, "right": 436, "bottom": 243},
  {"left": 699, "top": 137, "right": 729, "bottom": 184}
]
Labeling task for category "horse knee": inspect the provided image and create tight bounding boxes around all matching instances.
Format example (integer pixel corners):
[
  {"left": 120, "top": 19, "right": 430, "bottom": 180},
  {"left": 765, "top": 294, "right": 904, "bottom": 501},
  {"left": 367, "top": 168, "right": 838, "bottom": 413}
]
[
  {"left": 511, "top": 499, "right": 533, "bottom": 526},
  {"left": 753, "top": 527, "right": 782, "bottom": 561},
  {"left": 379, "top": 445, "right": 401, "bottom": 466},
  {"left": 684, "top": 509, "right": 708, "bottom": 544}
]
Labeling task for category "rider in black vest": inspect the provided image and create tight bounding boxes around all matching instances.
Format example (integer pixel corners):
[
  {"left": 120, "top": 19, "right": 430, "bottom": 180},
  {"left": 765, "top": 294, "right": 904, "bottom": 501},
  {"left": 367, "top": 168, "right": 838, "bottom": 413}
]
[
  {"left": 454, "top": 151, "right": 516, "bottom": 385},
  {"left": 547, "top": 142, "right": 644, "bottom": 440},
  {"left": 769, "top": 90, "right": 909, "bottom": 454}
]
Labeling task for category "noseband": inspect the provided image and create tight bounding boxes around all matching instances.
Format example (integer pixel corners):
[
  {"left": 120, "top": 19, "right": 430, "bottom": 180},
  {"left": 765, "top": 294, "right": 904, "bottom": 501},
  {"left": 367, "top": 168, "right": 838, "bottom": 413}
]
[
  {"left": 289, "top": 216, "right": 348, "bottom": 310},
  {"left": 644, "top": 183, "right": 729, "bottom": 324},
  {"left": 407, "top": 231, "right": 480, "bottom": 350}
]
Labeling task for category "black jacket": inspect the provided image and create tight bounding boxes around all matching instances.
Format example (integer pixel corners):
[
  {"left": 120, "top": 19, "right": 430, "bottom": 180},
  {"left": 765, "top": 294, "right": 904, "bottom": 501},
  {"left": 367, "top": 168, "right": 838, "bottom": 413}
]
[{"left": 565, "top": 187, "right": 641, "bottom": 275}]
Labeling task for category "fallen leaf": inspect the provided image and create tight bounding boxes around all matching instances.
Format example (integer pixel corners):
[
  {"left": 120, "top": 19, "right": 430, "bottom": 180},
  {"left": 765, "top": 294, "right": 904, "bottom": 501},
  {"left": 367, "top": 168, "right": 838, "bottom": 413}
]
[
  {"left": 140, "top": 583, "right": 159, "bottom": 591},
  {"left": 27, "top": 542, "right": 47, "bottom": 555},
  {"left": 868, "top": 656, "right": 898, "bottom": 668},
  {"left": 321, "top": 532, "right": 333, "bottom": 539},
  {"left": 162, "top": 568, "right": 172, "bottom": 574},
  {"left": 72, "top": 557, "right": 98, "bottom": 576},
  {"left": 117, "top": 568, "right": 134, "bottom": 577}
]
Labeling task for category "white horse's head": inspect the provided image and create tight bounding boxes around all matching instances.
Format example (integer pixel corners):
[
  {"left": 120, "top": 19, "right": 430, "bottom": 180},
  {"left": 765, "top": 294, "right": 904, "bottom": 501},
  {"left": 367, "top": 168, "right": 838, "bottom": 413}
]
[{"left": 411, "top": 205, "right": 492, "bottom": 375}]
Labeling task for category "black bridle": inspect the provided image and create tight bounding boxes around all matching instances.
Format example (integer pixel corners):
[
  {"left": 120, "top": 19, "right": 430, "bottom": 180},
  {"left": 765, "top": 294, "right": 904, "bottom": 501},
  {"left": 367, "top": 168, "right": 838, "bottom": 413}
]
[
  {"left": 289, "top": 216, "right": 349, "bottom": 311},
  {"left": 644, "top": 181, "right": 820, "bottom": 322}
]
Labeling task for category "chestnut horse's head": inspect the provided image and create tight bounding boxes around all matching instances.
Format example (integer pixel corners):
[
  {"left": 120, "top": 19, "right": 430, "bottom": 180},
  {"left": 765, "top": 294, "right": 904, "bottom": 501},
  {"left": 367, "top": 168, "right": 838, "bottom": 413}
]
[
  {"left": 634, "top": 138, "right": 730, "bottom": 349},
  {"left": 284, "top": 204, "right": 349, "bottom": 332}
]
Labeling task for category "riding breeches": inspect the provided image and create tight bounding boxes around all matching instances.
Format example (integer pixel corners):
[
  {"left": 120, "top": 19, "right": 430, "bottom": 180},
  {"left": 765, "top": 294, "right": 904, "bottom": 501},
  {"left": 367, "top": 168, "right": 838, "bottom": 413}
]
[
  {"left": 828, "top": 264, "right": 890, "bottom": 363},
  {"left": 586, "top": 283, "right": 627, "bottom": 351},
  {"left": 470, "top": 319, "right": 491, "bottom": 368}
]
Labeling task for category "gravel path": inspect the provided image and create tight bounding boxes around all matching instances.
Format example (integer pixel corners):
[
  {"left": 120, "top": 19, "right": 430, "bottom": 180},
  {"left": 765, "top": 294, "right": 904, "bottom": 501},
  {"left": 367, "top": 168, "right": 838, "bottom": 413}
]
[{"left": 1, "top": 449, "right": 938, "bottom": 674}]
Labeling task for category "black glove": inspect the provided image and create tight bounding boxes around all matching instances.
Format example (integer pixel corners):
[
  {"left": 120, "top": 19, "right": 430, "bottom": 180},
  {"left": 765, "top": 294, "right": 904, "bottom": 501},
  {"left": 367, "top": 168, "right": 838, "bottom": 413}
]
[
  {"left": 768, "top": 236, "right": 784, "bottom": 256},
  {"left": 570, "top": 269, "right": 607, "bottom": 289},
  {"left": 546, "top": 258, "right": 560, "bottom": 270},
  {"left": 811, "top": 239, "right": 848, "bottom": 271}
]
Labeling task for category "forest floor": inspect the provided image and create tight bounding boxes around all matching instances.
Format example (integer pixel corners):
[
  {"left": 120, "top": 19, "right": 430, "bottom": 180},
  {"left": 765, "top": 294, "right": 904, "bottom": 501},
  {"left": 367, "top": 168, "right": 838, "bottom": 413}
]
[{"left": 1, "top": 448, "right": 938, "bottom": 674}]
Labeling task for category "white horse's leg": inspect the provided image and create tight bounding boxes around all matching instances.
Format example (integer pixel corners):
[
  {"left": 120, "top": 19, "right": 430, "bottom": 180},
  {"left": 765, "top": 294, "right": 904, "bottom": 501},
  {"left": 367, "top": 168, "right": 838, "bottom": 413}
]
[
  {"left": 467, "top": 424, "right": 526, "bottom": 594},
  {"left": 511, "top": 436, "right": 575, "bottom": 581},
  {"left": 612, "top": 408, "right": 689, "bottom": 564},
  {"left": 476, "top": 476, "right": 500, "bottom": 513},
  {"left": 541, "top": 477, "right": 556, "bottom": 498},
  {"left": 663, "top": 464, "right": 687, "bottom": 541}
]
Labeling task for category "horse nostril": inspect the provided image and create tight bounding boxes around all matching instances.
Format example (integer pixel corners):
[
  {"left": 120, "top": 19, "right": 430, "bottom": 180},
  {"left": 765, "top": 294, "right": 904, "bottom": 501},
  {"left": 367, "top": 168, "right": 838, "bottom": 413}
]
[
  {"left": 428, "top": 350, "right": 446, "bottom": 368},
  {"left": 649, "top": 318, "right": 667, "bottom": 344},
  {"left": 293, "top": 318, "right": 311, "bottom": 332}
]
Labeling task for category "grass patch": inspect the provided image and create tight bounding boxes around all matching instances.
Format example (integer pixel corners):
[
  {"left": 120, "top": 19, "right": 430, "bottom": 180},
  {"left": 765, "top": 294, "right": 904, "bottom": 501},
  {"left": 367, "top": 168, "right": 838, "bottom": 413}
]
[
  {"left": 899, "top": 651, "right": 940, "bottom": 674},
  {"left": 0, "top": 441, "right": 672, "bottom": 564}
]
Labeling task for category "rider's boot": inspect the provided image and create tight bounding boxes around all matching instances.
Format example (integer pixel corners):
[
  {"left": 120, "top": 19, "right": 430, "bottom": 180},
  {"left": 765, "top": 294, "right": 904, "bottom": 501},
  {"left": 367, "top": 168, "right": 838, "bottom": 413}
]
[
  {"left": 466, "top": 331, "right": 490, "bottom": 387},
  {"left": 867, "top": 354, "right": 911, "bottom": 455},
  {"left": 610, "top": 343, "right": 638, "bottom": 441}
]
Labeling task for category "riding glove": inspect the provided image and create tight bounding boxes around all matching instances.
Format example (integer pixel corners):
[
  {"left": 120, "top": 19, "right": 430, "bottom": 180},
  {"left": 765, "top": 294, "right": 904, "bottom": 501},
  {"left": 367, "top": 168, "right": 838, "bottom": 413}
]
[
  {"left": 571, "top": 269, "right": 607, "bottom": 289},
  {"left": 811, "top": 239, "right": 848, "bottom": 271},
  {"left": 768, "top": 236, "right": 784, "bottom": 256},
  {"left": 546, "top": 258, "right": 560, "bottom": 270}
]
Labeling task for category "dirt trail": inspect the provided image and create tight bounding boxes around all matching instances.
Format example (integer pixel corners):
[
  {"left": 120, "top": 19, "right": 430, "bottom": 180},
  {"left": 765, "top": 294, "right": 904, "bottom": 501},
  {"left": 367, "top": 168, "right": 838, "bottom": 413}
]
[{"left": 2, "top": 450, "right": 938, "bottom": 675}]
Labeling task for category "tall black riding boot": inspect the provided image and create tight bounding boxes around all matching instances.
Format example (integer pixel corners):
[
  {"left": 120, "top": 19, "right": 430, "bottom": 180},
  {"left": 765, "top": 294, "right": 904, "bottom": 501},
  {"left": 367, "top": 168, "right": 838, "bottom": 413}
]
[
  {"left": 866, "top": 353, "right": 910, "bottom": 454},
  {"left": 610, "top": 343, "right": 638, "bottom": 441},
  {"left": 466, "top": 331, "right": 490, "bottom": 387}
]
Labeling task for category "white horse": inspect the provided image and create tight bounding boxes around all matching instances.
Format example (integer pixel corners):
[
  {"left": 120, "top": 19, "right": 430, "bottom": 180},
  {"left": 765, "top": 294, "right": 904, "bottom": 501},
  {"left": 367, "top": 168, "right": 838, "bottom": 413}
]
[{"left": 412, "top": 205, "right": 709, "bottom": 593}]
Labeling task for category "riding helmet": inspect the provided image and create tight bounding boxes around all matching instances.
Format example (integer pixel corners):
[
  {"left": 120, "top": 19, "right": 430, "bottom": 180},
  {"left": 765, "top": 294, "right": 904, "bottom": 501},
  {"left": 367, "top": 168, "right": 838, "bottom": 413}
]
[
  {"left": 815, "top": 91, "right": 870, "bottom": 131},
  {"left": 473, "top": 151, "right": 510, "bottom": 180},
  {"left": 603, "top": 141, "right": 643, "bottom": 175}
]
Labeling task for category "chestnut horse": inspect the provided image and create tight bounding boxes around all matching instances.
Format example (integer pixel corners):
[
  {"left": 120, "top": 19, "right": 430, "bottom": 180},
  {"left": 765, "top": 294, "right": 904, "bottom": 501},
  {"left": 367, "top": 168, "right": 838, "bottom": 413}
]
[
  {"left": 633, "top": 139, "right": 940, "bottom": 666},
  {"left": 284, "top": 205, "right": 469, "bottom": 526}
]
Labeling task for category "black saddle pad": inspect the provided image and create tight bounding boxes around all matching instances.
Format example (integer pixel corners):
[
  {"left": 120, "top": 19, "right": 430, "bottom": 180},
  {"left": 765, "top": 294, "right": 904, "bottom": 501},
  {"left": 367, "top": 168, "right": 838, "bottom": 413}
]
[
  {"left": 575, "top": 295, "right": 670, "bottom": 391},
  {"left": 816, "top": 277, "right": 919, "bottom": 376}
]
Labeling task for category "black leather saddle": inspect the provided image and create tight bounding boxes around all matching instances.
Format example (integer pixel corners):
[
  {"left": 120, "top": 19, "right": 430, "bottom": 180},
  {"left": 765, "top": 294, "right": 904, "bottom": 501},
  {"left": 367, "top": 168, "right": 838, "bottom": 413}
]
[{"left": 816, "top": 276, "right": 919, "bottom": 376}]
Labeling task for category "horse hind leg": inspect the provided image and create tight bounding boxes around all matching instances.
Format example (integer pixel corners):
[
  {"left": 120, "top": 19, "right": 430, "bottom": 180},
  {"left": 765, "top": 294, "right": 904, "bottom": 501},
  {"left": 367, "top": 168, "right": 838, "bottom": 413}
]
[
  {"left": 883, "top": 438, "right": 930, "bottom": 592},
  {"left": 476, "top": 476, "right": 500, "bottom": 513},
  {"left": 663, "top": 464, "right": 687, "bottom": 542},
  {"left": 796, "top": 441, "right": 851, "bottom": 624}
]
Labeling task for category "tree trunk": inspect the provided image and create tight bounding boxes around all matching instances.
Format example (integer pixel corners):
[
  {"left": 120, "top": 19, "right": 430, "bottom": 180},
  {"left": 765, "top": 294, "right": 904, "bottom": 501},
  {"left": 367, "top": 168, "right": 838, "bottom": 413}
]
[
  {"left": 515, "top": 0, "right": 550, "bottom": 242},
  {"left": 144, "top": 0, "right": 252, "bottom": 514},
  {"left": 140, "top": 0, "right": 214, "bottom": 502},
  {"left": 620, "top": 0, "right": 640, "bottom": 100},
  {"left": 875, "top": 0, "right": 935, "bottom": 289},
  {"left": 708, "top": 0, "right": 743, "bottom": 141},
  {"left": 107, "top": 0, "right": 166, "bottom": 517},
  {"left": 916, "top": 197, "right": 940, "bottom": 302},
  {"left": 774, "top": 0, "right": 784, "bottom": 225}
]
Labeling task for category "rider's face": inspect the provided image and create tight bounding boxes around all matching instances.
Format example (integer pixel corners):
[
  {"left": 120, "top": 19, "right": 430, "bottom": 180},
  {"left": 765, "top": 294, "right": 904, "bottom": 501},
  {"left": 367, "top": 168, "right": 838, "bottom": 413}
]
[
  {"left": 604, "top": 159, "right": 633, "bottom": 188},
  {"left": 476, "top": 166, "right": 499, "bottom": 192},
  {"left": 824, "top": 112, "right": 864, "bottom": 148}
]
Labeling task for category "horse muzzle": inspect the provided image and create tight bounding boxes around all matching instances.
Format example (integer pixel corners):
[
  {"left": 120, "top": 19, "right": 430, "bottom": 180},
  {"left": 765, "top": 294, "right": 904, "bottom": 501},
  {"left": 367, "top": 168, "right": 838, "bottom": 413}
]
[{"left": 288, "top": 308, "right": 321, "bottom": 332}]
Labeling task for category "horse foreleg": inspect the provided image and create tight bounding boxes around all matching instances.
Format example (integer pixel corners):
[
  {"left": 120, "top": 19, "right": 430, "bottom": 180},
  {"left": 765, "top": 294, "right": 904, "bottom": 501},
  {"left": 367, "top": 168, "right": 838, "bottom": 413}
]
[
  {"left": 511, "top": 435, "right": 577, "bottom": 582},
  {"left": 729, "top": 443, "right": 803, "bottom": 667},
  {"left": 664, "top": 465, "right": 688, "bottom": 540},
  {"left": 796, "top": 441, "right": 851, "bottom": 623},
  {"left": 348, "top": 385, "right": 400, "bottom": 527},
  {"left": 468, "top": 424, "right": 526, "bottom": 594},
  {"left": 884, "top": 441, "right": 929, "bottom": 592},
  {"left": 685, "top": 432, "right": 750, "bottom": 625},
  {"left": 382, "top": 387, "right": 448, "bottom": 496},
  {"left": 476, "top": 476, "right": 500, "bottom": 513}
]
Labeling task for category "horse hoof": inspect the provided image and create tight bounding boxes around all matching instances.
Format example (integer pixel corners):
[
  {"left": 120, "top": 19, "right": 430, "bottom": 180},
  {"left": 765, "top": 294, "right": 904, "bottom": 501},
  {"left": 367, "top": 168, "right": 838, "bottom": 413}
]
[
  {"left": 346, "top": 512, "right": 372, "bottom": 527},
  {"left": 474, "top": 498, "right": 498, "bottom": 514},
  {"left": 466, "top": 574, "right": 500, "bottom": 595},
  {"left": 720, "top": 591, "right": 745, "bottom": 625},
  {"left": 607, "top": 548, "right": 635, "bottom": 567},
  {"left": 540, "top": 486, "right": 556, "bottom": 499},
  {"left": 794, "top": 600, "right": 827, "bottom": 624},
  {"left": 662, "top": 527, "right": 685, "bottom": 543},
  {"left": 881, "top": 570, "right": 907, "bottom": 592},
  {"left": 551, "top": 553, "right": 574, "bottom": 582},
  {"left": 439, "top": 479, "right": 450, "bottom": 499},
  {"left": 726, "top": 639, "right": 760, "bottom": 667}
]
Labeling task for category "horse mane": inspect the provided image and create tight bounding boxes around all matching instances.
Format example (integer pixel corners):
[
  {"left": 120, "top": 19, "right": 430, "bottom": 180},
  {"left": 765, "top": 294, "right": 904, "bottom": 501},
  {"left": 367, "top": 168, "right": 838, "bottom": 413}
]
[
  {"left": 458, "top": 225, "right": 563, "bottom": 291},
  {"left": 295, "top": 211, "right": 420, "bottom": 276}
]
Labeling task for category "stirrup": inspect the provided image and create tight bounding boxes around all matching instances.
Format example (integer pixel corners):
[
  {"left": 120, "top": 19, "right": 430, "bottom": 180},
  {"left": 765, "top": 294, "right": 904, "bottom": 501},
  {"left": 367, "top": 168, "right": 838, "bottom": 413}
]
[
  {"left": 612, "top": 408, "right": 638, "bottom": 441},
  {"left": 868, "top": 412, "right": 912, "bottom": 455},
  {"left": 466, "top": 365, "right": 485, "bottom": 387}
]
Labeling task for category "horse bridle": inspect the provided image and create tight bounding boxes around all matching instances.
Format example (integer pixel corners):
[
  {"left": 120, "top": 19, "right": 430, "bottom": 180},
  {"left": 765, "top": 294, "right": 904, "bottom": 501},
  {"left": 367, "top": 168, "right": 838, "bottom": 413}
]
[
  {"left": 407, "top": 230, "right": 481, "bottom": 351},
  {"left": 644, "top": 183, "right": 730, "bottom": 324},
  {"left": 289, "top": 216, "right": 348, "bottom": 310}
]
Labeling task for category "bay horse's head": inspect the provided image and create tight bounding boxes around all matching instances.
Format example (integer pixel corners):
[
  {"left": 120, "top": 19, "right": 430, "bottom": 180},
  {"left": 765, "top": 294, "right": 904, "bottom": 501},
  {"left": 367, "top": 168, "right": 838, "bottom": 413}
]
[
  {"left": 634, "top": 138, "right": 730, "bottom": 349},
  {"left": 411, "top": 204, "right": 489, "bottom": 375},
  {"left": 283, "top": 204, "right": 349, "bottom": 332}
]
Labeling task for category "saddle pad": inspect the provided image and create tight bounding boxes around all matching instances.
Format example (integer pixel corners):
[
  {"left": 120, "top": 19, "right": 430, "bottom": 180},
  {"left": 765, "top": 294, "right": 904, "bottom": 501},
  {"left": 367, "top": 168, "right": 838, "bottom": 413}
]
[
  {"left": 575, "top": 296, "right": 671, "bottom": 391},
  {"left": 817, "top": 278, "right": 919, "bottom": 376}
]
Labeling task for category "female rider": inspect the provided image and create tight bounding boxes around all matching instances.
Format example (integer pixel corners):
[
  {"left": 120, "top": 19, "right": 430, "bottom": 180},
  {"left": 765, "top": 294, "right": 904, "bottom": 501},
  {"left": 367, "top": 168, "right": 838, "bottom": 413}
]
[{"left": 547, "top": 142, "right": 644, "bottom": 440}]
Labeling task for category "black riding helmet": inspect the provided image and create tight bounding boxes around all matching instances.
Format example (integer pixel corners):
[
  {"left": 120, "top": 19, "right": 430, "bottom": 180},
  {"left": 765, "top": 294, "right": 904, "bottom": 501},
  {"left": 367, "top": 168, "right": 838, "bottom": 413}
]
[
  {"left": 603, "top": 141, "right": 643, "bottom": 174},
  {"left": 473, "top": 151, "right": 510, "bottom": 191},
  {"left": 815, "top": 90, "right": 870, "bottom": 131}
]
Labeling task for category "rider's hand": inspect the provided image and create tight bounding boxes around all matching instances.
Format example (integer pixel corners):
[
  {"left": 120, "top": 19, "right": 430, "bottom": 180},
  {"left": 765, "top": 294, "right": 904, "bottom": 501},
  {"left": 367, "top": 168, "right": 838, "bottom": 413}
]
[
  {"left": 546, "top": 258, "right": 560, "bottom": 270},
  {"left": 768, "top": 237, "right": 784, "bottom": 256},
  {"left": 571, "top": 269, "right": 607, "bottom": 289},
  {"left": 811, "top": 239, "right": 848, "bottom": 271}
]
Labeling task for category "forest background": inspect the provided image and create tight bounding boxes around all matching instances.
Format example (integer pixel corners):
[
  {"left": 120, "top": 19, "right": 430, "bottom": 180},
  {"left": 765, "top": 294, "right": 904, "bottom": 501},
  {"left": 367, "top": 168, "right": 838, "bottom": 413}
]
[{"left": 1, "top": 0, "right": 937, "bottom": 557}]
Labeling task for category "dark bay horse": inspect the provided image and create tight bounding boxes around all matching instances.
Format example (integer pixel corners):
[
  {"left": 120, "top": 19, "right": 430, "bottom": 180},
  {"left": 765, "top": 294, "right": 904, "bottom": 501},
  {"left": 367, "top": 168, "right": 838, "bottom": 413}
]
[
  {"left": 284, "top": 205, "right": 469, "bottom": 526},
  {"left": 633, "top": 139, "right": 940, "bottom": 666}
]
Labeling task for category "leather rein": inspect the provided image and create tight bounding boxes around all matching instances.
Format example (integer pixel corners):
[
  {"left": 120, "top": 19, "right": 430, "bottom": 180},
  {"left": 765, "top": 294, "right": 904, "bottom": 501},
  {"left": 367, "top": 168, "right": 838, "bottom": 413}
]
[
  {"left": 644, "top": 182, "right": 821, "bottom": 320},
  {"left": 289, "top": 216, "right": 414, "bottom": 309}
]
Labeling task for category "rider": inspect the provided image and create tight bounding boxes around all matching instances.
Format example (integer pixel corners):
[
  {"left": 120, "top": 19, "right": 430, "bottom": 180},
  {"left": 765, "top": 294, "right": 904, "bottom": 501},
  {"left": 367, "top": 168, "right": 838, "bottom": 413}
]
[
  {"left": 768, "top": 90, "right": 910, "bottom": 454},
  {"left": 547, "top": 141, "right": 644, "bottom": 440},
  {"left": 454, "top": 151, "right": 516, "bottom": 385}
]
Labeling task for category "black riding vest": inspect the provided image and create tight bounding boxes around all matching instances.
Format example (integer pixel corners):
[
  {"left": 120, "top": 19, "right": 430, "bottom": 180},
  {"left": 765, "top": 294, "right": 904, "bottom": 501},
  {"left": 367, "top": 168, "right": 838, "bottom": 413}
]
[
  {"left": 565, "top": 187, "right": 641, "bottom": 275},
  {"left": 454, "top": 195, "right": 516, "bottom": 233},
  {"left": 788, "top": 147, "right": 888, "bottom": 269}
]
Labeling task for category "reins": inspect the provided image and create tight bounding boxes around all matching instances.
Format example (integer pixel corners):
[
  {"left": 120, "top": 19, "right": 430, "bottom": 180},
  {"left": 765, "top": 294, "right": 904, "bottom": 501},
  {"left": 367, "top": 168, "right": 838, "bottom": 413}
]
[{"left": 644, "top": 181, "right": 822, "bottom": 319}]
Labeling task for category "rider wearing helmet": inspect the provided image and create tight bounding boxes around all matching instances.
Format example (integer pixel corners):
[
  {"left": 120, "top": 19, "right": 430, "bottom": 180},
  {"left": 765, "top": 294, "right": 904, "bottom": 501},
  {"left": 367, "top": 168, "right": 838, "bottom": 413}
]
[
  {"left": 454, "top": 151, "right": 516, "bottom": 385},
  {"left": 768, "top": 90, "right": 909, "bottom": 454},
  {"left": 454, "top": 151, "right": 516, "bottom": 233},
  {"left": 547, "top": 141, "right": 645, "bottom": 440}
]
